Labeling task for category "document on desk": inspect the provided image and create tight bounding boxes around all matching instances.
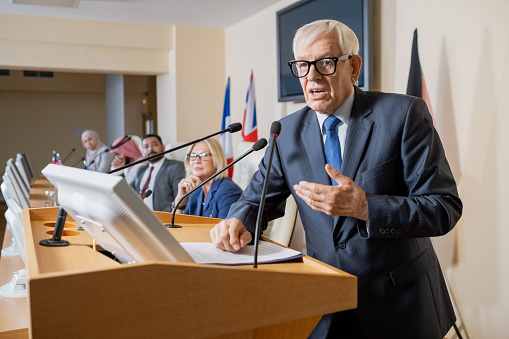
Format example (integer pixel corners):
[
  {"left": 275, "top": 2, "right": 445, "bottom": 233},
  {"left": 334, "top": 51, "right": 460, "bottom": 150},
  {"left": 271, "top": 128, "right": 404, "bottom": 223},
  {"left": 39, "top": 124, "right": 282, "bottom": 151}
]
[{"left": 180, "top": 241, "right": 304, "bottom": 265}]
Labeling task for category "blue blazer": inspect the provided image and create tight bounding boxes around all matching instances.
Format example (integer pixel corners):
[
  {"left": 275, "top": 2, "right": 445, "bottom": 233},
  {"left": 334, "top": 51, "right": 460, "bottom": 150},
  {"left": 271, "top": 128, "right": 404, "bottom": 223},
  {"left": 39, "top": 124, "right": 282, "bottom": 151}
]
[
  {"left": 183, "top": 178, "right": 242, "bottom": 219},
  {"left": 227, "top": 87, "right": 462, "bottom": 339}
]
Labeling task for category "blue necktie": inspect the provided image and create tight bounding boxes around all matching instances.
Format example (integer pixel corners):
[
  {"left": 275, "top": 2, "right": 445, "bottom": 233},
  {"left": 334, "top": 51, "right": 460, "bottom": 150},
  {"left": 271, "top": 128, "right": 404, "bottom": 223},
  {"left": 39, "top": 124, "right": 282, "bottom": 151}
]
[{"left": 323, "top": 115, "right": 342, "bottom": 186}]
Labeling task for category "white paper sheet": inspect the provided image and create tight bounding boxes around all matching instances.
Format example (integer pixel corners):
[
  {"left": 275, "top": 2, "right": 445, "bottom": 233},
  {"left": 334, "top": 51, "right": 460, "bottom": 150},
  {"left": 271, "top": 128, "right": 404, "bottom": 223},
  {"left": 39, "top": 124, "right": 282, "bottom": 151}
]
[{"left": 180, "top": 241, "right": 304, "bottom": 265}]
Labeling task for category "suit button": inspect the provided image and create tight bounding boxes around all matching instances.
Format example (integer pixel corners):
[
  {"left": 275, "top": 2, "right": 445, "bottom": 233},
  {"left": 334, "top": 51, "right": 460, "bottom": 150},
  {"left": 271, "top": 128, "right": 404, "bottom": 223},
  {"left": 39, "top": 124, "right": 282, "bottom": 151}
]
[
  {"left": 390, "top": 228, "right": 397, "bottom": 235},
  {"left": 338, "top": 242, "right": 346, "bottom": 249},
  {"left": 396, "top": 229, "right": 402, "bottom": 236},
  {"left": 379, "top": 228, "right": 386, "bottom": 235}
]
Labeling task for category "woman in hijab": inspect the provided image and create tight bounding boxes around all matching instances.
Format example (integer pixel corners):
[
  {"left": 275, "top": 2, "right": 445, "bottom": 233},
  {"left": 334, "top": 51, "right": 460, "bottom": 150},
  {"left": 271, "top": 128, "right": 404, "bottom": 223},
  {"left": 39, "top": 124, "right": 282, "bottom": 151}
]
[
  {"left": 81, "top": 130, "right": 114, "bottom": 173},
  {"left": 109, "top": 135, "right": 144, "bottom": 185}
]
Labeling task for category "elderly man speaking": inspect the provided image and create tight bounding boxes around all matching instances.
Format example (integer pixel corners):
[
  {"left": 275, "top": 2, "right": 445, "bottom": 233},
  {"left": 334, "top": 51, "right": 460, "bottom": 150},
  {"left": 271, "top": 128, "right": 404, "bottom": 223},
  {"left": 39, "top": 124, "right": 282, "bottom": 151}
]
[{"left": 210, "top": 19, "right": 462, "bottom": 339}]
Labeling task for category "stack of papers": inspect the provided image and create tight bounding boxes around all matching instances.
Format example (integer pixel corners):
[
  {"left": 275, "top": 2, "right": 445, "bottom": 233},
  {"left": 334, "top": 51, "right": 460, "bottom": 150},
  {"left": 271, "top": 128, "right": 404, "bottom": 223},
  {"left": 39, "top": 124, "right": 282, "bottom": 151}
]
[{"left": 180, "top": 241, "right": 304, "bottom": 265}]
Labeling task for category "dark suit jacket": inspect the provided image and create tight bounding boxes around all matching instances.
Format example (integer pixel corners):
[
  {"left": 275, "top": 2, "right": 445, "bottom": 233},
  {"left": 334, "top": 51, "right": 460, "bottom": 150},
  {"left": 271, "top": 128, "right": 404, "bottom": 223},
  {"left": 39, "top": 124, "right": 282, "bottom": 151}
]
[
  {"left": 132, "top": 159, "right": 185, "bottom": 213},
  {"left": 227, "top": 87, "right": 462, "bottom": 339}
]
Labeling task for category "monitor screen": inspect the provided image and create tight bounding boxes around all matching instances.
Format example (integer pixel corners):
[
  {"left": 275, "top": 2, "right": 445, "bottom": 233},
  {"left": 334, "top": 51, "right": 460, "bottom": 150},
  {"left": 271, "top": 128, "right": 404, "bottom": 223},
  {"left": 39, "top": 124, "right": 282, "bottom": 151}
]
[
  {"left": 277, "top": 0, "right": 372, "bottom": 102},
  {"left": 4, "top": 198, "right": 25, "bottom": 262},
  {"left": 42, "top": 164, "right": 194, "bottom": 264}
]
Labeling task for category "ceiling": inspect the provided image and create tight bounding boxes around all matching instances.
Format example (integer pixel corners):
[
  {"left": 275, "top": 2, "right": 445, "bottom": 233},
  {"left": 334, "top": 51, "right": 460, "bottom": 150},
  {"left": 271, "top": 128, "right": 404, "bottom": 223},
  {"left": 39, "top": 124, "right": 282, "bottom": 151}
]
[{"left": 0, "top": 0, "right": 282, "bottom": 28}]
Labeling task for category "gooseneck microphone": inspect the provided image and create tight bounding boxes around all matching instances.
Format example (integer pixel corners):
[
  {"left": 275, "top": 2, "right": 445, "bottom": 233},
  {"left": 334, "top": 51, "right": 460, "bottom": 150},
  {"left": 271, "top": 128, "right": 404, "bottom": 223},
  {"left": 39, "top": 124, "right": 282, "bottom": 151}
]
[
  {"left": 71, "top": 157, "right": 86, "bottom": 167},
  {"left": 108, "top": 123, "right": 242, "bottom": 174},
  {"left": 253, "top": 121, "right": 281, "bottom": 268},
  {"left": 86, "top": 136, "right": 133, "bottom": 168},
  {"left": 142, "top": 190, "right": 152, "bottom": 199},
  {"left": 61, "top": 148, "right": 76, "bottom": 164},
  {"left": 169, "top": 138, "right": 268, "bottom": 228}
]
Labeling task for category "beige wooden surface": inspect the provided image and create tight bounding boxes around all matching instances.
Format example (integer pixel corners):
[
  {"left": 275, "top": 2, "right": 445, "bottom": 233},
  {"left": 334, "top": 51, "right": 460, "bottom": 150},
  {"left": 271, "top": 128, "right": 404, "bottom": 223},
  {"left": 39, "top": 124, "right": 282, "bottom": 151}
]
[
  {"left": 0, "top": 229, "right": 29, "bottom": 339},
  {"left": 0, "top": 175, "right": 54, "bottom": 339},
  {"left": 23, "top": 208, "right": 357, "bottom": 339}
]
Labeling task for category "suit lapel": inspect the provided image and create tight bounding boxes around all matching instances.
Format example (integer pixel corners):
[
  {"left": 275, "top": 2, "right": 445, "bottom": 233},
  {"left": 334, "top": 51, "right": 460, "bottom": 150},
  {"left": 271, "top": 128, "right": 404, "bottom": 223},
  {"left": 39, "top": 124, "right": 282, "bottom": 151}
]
[
  {"left": 334, "top": 88, "right": 373, "bottom": 230},
  {"left": 342, "top": 87, "right": 373, "bottom": 181},
  {"left": 301, "top": 109, "right": 331, "bottom": 185}
]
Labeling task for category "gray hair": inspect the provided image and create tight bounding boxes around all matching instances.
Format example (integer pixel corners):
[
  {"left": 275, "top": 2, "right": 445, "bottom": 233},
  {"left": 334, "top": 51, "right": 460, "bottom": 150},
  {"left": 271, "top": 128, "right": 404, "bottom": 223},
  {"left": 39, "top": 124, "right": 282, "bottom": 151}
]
[{"left": 292, "top": 19, "right": 360, "bottom": 85}]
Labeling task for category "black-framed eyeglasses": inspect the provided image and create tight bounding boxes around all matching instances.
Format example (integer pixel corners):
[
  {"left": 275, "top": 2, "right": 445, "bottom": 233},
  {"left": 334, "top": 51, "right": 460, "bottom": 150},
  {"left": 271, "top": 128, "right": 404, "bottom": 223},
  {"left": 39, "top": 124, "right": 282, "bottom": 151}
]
[
  {"left": 187, "top": 152, "right": 213, "bottom": 162},
  {"left": 288, "top": 54, "right": 352, "bottom": 78}
]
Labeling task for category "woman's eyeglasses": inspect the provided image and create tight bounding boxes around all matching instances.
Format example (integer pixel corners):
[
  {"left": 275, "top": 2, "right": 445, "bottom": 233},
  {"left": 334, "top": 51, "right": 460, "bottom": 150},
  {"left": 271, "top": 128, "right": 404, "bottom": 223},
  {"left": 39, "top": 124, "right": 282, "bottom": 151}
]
[{"left": 187, "top": 152, "right": 213, "bottom": 162}]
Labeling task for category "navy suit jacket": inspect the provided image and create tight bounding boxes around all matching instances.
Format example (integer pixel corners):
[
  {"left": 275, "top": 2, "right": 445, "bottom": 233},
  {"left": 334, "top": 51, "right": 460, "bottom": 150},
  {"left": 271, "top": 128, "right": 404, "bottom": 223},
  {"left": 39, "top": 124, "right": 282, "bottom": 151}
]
[
  {"left": 227, "top": 87, "right": 462, "bottom": 339},
  {"left": 132, "top": 159, "right": 185, "bottom": 213},
  {"left": 183, "top": 178, "right": 242, "bottom": 219}
]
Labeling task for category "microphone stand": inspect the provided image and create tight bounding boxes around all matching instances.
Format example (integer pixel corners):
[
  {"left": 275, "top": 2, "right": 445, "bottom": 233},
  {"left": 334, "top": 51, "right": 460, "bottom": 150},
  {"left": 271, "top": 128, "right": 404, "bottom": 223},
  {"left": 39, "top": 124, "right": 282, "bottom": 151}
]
[
  {"left": 253, "top": 122, "right": 281, "bottom": 268},
  {"left": 169, "top": 138, "right": 268, "bottom": 228},
  {"left": 71, "top": 157, "right": 85, "bottom": 167},
  {"left": 61, "top": 148, "right": 76, "bottom": 164},
  {"left": 109, "top": 123, "right": 242, "bottom": 175}
]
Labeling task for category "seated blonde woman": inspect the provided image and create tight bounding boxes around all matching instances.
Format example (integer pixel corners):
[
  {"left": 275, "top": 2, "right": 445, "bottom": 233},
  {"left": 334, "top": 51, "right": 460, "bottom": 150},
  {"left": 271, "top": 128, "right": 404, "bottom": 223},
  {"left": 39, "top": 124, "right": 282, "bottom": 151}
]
[{"left": 173, "top": 138, "right": 242, "bottom": 219}]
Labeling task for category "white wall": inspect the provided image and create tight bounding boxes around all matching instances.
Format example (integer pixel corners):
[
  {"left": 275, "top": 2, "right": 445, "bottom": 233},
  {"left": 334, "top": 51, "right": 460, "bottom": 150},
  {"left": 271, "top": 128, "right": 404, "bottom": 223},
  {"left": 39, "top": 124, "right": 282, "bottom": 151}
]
[{"left": 225, "top": 0, "right": 509, "bottom": 338}]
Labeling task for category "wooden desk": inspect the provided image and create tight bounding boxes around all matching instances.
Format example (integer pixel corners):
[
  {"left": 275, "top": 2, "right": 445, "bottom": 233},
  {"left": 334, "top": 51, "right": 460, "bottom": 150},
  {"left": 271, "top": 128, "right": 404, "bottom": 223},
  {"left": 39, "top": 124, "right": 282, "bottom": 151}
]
[
  {"left": 0, "top": 229, "right": 28, "bottom": 339},
  {"left": 0, "top": 175, "right": 53, "bottom": 339},
  {"left": 22, "top": 208, "right": 357, "bottom": 338}
]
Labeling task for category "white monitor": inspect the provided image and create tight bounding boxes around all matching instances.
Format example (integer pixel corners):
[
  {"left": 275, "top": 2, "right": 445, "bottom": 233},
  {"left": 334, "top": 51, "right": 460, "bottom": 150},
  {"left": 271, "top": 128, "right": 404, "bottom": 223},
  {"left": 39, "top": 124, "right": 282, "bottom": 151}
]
[
  {"left": 41, "top": 164, "right": 194, "bottom": 264},
  {"left": 2, "top": 174, "right": 30, "bottom": 209},
  {"left": 6, "top": 159, "right": 30, "bottom": 198},
  {"left": 17, "top": 153, "right": 34, "bottom": 183},
  {"left": 4, "top": 198, "right": 25, "bottom": 262},
  {"left": 15, "top": 156, "right": 31, "bottom": 188}
]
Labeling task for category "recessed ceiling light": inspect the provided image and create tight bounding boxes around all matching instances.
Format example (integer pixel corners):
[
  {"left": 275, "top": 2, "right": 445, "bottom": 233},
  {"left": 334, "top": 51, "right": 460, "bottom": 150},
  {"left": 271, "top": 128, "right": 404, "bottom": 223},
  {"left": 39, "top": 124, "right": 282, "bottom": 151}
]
[{"left": 10, "top": 0, "right": 80, "bottom": 8}]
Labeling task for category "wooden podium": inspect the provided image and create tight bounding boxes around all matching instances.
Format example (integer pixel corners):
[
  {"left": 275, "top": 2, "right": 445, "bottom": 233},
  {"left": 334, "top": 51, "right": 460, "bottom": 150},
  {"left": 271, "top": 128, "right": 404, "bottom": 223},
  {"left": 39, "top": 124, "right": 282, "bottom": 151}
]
[{"left": 18, "top": 207, "right": 357, "bottom": 338}]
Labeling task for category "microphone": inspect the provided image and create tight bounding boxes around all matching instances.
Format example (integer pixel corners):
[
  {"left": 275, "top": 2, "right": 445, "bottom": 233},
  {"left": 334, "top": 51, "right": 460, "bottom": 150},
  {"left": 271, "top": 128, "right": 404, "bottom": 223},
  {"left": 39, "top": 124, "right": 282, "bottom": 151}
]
[
  {"left": 108, "top": 123, "right": 243, "bottom": 175},
  {"left": 86, "top": 148, "right": 111, "bottom": 168},
  {"left": 253, "top": 121, "right": 281, "bottom": 268},
  {"left": 61, "top": 148, "right": 76, "bottom": 164},
  {"left": 142, "top": 189, "right": 152, "bottom": 199},
  {"left": 71, "top": 157, "right": 85, "bottom": 167},
  {"left": 168, "top": 138, "right": 268, "bottom": 228}
]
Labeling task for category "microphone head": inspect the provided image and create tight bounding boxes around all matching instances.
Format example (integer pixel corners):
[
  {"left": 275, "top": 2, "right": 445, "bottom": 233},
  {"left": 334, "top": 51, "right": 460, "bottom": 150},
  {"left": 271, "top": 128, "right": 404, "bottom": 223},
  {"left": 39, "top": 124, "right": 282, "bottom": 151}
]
[
  {"left": 228, "top": 123, "right": 242, "bottom": 133},
  {"left": 143, "top": 190, "right": 153, "bottom": 199},
  {"left": 270, "top": 121, "right": 281, "bottom": 137},
  {"left": 253, "top": 138, "right": 268, "bottom": 151}
]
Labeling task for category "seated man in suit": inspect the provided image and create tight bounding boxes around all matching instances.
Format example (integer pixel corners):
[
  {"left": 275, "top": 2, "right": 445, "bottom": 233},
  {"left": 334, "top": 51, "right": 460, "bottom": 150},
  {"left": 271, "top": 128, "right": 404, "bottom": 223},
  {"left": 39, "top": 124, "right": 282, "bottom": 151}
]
[
  {"left": 210, "top": 19, "right": 462, "bottom": 339},
  {"left": 132, "top": 134, "right": 185, "bottom": 212}
]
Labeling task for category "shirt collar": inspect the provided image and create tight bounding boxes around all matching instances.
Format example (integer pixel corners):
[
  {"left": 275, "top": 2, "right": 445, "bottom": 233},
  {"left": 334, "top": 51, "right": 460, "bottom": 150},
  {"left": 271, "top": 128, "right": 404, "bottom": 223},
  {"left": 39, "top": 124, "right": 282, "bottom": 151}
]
[
  {"left": 316, "top": 87, "right": 355, "bottom": 134},
  {"left": 149, "top": 156, "right": 165, "bottom": 169}
]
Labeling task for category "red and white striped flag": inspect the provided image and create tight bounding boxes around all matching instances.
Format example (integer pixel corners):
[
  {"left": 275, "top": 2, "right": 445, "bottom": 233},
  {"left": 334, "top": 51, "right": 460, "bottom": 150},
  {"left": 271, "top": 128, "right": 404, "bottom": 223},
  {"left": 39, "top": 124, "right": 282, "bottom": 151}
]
[{"left": 242, "top": 71, "right": 258, "bottom": 142}]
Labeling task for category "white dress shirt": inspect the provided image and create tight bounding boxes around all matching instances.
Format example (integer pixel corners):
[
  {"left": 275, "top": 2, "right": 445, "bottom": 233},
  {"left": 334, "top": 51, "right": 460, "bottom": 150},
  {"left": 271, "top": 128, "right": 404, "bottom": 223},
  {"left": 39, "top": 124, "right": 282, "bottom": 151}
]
[{"left": 140, "top": 157, "right": 165, "bottom": 210}]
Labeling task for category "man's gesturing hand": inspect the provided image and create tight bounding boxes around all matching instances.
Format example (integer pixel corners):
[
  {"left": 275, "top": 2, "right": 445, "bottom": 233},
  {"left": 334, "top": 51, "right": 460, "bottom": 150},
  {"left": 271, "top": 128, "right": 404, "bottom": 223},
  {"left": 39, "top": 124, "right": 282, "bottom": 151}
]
[{"left": 293, "top": 164, "right": 368, "bottom": 220}]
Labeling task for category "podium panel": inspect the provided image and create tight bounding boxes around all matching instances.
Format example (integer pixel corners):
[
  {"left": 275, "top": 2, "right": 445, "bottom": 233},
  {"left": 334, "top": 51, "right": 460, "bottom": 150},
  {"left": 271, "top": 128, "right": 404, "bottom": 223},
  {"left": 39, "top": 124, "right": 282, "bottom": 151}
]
[{"left": 21, "top": 208, "right": 357, "bottom": 338}]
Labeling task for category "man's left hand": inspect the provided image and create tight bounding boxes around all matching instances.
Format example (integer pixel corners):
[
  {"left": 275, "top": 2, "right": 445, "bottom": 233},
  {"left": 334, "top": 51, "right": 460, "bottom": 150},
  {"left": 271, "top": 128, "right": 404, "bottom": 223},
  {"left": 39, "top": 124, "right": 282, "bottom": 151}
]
[{"left": 293, "top": 164, "right": 368, "bottom": 220}]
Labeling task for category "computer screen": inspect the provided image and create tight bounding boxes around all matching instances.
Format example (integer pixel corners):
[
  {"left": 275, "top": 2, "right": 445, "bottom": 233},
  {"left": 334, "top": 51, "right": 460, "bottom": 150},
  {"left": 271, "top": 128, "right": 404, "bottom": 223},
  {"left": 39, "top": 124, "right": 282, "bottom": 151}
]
[
  {"left": 42, "top": 164, "right": 194, "bottom": 264},
  {"left": 4, "top": 198, "right": 25, "bottom": 262},
  {"left": 277, "top": 0, "right": 372, "bottom": 102}
]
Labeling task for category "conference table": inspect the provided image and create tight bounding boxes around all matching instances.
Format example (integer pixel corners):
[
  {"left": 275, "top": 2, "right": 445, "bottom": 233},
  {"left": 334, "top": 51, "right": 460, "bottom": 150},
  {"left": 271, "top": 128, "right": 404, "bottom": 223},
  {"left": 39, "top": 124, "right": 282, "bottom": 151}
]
[{"left": 0, "top": 176, "right": 357, "bottom": 338}]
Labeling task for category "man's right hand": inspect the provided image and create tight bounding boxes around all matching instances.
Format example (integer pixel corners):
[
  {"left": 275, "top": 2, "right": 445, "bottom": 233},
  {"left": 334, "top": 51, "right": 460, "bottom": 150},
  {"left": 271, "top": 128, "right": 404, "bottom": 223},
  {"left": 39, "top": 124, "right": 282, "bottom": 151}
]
[{"left": 210, "top": 218, "right": 252, "bottom": 252}]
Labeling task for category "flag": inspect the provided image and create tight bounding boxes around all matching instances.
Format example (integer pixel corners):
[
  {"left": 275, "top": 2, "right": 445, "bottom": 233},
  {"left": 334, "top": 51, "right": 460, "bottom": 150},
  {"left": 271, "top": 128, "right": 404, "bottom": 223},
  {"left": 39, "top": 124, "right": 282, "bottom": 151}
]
[
  {"left": 407, "top": 29, "right": 435, "bottom": 125},
  {"left": 242, "top": 71, "right": 258, "bottom": 142},
  {"left": 219, "top": 77, "right": 234, "bottom": 178}
]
